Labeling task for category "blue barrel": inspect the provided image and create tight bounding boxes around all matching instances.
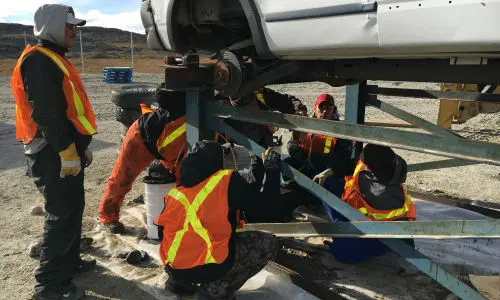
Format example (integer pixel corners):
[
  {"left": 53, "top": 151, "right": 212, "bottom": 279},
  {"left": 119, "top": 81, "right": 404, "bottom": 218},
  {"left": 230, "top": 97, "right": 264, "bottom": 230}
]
[{"left": 103, "top": 67, "right": 133, "bottom": 83}]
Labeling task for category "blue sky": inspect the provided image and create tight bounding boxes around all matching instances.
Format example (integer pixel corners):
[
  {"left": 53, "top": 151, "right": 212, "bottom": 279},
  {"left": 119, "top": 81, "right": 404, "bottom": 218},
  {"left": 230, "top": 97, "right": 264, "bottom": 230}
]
[{"left": 1, "top": 0, "right": 145, "bottom": 33}]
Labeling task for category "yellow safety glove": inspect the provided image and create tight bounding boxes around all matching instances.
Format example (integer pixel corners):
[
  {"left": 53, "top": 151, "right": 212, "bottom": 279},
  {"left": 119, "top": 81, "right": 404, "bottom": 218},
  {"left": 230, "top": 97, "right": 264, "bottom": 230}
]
[
  {"left": 313, "top": 168, "right": 334, "bottom": 186},
  {"left": 59, "top": 143, "right": 81, "bottom": 178}
]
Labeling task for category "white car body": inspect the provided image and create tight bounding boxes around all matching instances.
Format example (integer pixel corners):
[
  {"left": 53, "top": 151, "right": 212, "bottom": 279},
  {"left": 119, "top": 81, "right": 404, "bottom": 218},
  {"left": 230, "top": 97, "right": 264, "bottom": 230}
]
[{"left": 142, "top": 0, "right": 500, "bottom": 60}]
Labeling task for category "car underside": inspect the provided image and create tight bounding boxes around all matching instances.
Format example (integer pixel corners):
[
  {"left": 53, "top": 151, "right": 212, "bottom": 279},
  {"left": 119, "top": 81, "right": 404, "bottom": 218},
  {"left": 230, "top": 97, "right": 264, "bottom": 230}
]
[{"left": 141, "top": 0, "right": 500, "bottom": 97}]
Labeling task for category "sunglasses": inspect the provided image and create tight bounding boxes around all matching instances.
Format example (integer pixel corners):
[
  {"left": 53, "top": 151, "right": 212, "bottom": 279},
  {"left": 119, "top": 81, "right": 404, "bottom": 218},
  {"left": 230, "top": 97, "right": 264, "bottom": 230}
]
[{"left": 318, "top": 102, "right": 334, "bottom": 111}]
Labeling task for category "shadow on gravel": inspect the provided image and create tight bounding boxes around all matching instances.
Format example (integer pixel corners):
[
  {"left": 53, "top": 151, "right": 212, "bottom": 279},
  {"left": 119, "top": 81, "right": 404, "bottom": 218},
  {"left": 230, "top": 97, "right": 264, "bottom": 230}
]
[
  {"left": 89, "top": 137, "right": 116, "bottom": 152},
  {"left": 0, "top": 122, "right": 26, "bottom": 171},
  {"left": 74, "top": 265, "right": 156, "bottom": 300},
  {"left": 408, "top": 158, "right": 477, "bottom": 172}
]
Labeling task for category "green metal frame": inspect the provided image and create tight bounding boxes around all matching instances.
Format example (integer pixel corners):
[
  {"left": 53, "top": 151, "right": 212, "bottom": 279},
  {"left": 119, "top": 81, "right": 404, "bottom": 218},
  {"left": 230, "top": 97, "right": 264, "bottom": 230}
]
[
  {"left": 205, "top": 102, "right": 500, "bottom": 165},
  {"left": 243, "top": 220, "right": 500, "bottom": 239},
  {"left": 204, "top": 113, "right": 489, "bottom": 300},
  {"left": 366, "top": 96, "right": 458, "bottom": 138},
  {"left": 366, "top": 85, "right": 500, "bottom": 103},
  {"left": 181, "top": 71, "right": 500, "bottom": 299}
]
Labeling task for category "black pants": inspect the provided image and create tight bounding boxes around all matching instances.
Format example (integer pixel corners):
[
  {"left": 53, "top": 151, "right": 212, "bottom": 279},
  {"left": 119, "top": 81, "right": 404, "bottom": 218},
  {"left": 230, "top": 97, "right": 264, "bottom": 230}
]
[{"left": 27, "top": 146, "right": 85, "bottom": 293}]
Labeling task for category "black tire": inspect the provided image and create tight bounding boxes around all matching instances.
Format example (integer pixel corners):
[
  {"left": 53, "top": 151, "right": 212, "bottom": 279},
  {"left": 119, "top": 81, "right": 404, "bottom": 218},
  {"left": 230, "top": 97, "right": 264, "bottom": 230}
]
[
  {"left": 114, "top": 106, "right": 142, "bottom": 127},
  {"left": 111, "top": 84, "right": 159, "bottom": 109}
]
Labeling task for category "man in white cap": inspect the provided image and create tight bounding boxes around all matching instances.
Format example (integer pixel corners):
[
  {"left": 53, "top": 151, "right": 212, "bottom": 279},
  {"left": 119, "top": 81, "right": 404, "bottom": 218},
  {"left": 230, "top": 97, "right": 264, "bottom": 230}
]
[{"left": 11, "top": 4, "right": 97, "bottom": 300}]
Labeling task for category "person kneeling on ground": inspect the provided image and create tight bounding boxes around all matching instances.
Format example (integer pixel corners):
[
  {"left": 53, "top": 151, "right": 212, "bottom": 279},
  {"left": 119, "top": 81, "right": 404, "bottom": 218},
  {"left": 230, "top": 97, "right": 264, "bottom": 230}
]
[
  {"left": 98, "top": 91, "right": 187, "bottom": 234},
  {"left": 155, "top": 141, "right": 282, "bottom": 300},
  {"left": 286, "top": 93, "right": 343, "bottom": 184},
  {"left": 318, "top": 144, "right": 417, "bottom": 263},
  {"left": 284, "top": 94, "right": 355, "bottom": 216}
]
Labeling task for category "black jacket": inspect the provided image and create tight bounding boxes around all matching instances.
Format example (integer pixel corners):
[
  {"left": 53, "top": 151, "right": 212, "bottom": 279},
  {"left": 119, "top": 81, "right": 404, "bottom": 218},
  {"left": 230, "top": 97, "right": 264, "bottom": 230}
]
[
  {"left": 21, "top": 39, "right": 91, "bottom": 155},
  {"left": 287, "top": 137, "right": 356, "bottom": 178},
  {"left": 357, "top": 155, "right": 408, "bottom": 210},
  {"left": 166, "top": 141, "right": 281, "bottom": 283},
  {"left": 138, "top": 90, "right": 187, "bottom": 159},
  {"left": 255, "top": 88, "right": 307, "bottom": 114},
  {"left": 225, "top": 88, "right": 307, "bottom": 147}
]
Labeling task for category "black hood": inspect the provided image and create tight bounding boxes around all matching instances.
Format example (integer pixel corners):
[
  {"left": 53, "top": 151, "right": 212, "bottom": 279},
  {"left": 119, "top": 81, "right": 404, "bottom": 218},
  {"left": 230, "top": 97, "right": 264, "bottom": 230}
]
[
  {"left": 37, "top": 39, "right": 68, "bottom": 56},
  {"left": 156, "top": 89, "right": 186, "bottom": 120},
  {"left": 179, "top": 140, "right": 224, "bottom": 187},
  {"left": 357, "top": 155, "right": 407, "bottom": 210}
]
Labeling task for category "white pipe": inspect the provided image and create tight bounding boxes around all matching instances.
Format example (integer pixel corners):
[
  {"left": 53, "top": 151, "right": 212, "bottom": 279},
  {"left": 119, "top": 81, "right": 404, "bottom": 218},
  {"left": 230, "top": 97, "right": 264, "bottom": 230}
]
[
  {"left": 130, "top": 32, "right": 134, "bottom": 69},
  {"left": 79, "top": 30, "right": 84, "bottom": 73}
]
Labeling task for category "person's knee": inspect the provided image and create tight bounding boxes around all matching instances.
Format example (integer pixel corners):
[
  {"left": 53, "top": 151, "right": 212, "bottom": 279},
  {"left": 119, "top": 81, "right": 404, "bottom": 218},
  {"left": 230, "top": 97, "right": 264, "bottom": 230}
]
[{"left": 255, "top": 232, "right": 278, "bottom": 261}]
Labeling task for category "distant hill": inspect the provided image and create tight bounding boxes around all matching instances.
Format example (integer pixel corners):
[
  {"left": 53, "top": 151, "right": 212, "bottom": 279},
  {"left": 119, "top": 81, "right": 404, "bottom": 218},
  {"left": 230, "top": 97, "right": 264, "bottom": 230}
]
[{"left": 0, "top": 23, "right": 165, "bottom": 60}]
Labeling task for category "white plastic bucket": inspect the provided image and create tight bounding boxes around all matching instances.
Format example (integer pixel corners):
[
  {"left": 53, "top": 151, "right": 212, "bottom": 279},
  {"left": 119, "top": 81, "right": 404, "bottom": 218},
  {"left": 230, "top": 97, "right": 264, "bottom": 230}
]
[{"left": 144, "top": 181, "right": 175, "bottom": 240}]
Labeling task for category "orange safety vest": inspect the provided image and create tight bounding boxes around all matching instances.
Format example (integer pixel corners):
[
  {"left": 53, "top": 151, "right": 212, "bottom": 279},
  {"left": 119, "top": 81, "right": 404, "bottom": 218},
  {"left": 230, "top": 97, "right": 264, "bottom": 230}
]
[
  {"left": 156, "top": 116, "right": 187, "bottom": 170},
  {"left": 11, "top": 45, "right": 97, "bottom": 144},
  {"left": 342, "top": 161, "right": 416, "bottom": 221},
  {"left": 300, "top": 133, "right": 336, "bottom": 155},
  {"left": 253, "top": 89, "right": 279, "bottom": 133},
  {"left": 156, "top": 169, "right": 234, "bottom": 269}
]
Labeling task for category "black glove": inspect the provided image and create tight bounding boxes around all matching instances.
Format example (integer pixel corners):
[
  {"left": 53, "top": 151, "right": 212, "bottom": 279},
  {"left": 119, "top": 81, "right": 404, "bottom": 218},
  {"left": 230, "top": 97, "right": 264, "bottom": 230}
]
[
  {"left": 249, "top": 154, "right": 265, "bottom": 183},
  {"left": 263, "top": 150, "right": 281, "bottom": 170},
  {"left": 287, "top": 140, "right": 307, "bottom": 164}
]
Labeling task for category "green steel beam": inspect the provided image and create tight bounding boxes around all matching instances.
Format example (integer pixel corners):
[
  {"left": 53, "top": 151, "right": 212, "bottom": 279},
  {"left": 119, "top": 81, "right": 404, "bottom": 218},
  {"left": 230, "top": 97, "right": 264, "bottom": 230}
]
[
  {"left": 204, "top": 116, "right": 487, "bottom": 300},
  {"left": 366, "top": 85, "right": 500, "bottom": 103},
  {"left": 205, "top": 102, "right": 500, "bottom": 165},
  {"left": 345, "top": 83, "right": 366, "bottom": 159},
  {"left": 366, "top": 96, "right": 458, "bottom": 138},
  {"left": 244, "top": 220, "right": 500, "bottom": 239}
]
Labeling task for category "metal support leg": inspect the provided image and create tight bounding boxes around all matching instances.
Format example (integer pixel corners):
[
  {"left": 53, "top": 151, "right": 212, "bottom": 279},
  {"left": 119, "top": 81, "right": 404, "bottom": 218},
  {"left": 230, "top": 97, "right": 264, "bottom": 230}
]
[
  {"left": 186, "top": 89, "right": 215, "bottom": 149},
  {"left": 186, "top": 90, "right": 202, "bottom": 148},
  {"left": 165, "top": 60, "right": 216, "bottom": 149},
  {"left": 345, "top": 81, "right": 367, "bottom": 159}
]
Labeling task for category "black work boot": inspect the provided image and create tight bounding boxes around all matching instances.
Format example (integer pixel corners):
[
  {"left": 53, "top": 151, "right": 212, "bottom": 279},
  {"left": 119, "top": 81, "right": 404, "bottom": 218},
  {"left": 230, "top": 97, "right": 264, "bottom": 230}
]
[
  {"left": 33, "top": 284, "right": 85, "bottom": 300},
  {"left": 105, "top": 220, "right": 125, "bottom": 234}
]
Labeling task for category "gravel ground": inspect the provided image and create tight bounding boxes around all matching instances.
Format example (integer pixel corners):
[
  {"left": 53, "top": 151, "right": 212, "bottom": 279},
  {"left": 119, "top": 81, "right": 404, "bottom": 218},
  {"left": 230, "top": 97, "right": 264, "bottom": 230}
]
[{"left": 0, "top": 73, "right": 499, "bottom": 299}]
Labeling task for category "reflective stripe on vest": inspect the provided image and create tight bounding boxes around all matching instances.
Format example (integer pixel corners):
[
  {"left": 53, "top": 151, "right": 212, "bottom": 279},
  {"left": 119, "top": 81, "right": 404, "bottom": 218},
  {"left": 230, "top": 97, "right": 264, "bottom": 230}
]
[
  {"left": 344, "top": 161, "right": 365, "bottom": 191},
  {"left": 324, "top": 137, "right": 333, "bottom": 154},
  {"left": 358, "top": 195, "right": 413, "bottom": 220},
  {"left": 253, "top": 90, "right": 267, "bottom": 108},
  {"left": 343, "top": 160, "right": 415, "bottom": 221},
  {"left": 12, "top": 45, "right": 96, "bottom": 143},
  {"left": 253, "top": 90, "right": 279, "bottom": 133},
  {"left": 302, "top": 133, "right": 335, "bottom": 155},
  {"left": 158, "top": 121, "right": 187, "bottom": 151},
  {"left": 165, "top": 169, "right": 232, "bottom": 265},
  {"left": 36, "top": 47, "right": 96, "bottom": 135}
]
